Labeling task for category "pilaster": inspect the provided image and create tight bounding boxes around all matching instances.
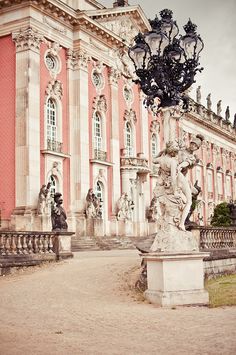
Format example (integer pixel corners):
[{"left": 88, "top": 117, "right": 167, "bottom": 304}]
[
  {"left": 12, "top": 27, "right": 44, "bottom": 208},
  {"left": 66, "top": 48, "right": 90, "bottom": 214},
  {"left": 108, "top": 67, "right": 121, "bottom": 214}
]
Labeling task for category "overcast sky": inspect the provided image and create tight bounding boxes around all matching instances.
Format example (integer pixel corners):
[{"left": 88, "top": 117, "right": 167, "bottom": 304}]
[{"left": 99, "top": 0, "right": 236, "bottom": 122}]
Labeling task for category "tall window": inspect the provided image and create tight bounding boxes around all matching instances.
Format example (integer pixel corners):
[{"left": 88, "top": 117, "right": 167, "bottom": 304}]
[
  {"left": 95, "top": 181, "right": 103, "bottom": 201},
  {"left": 196, "top": 166, "right": 202, "bottom": 188},
  {"left": 47, "top": 98, "right": 57, "bottom": 142},
  {"left": 151, "top": 134, "right": 158, "bottom": 157},
  {"left": 207, "top": 170, "right": 213, "bottom": 193},
  {"left": 48, "top": 175, "right": 57, "bottom": 198},
  {"left": 226, "top": 176, "right": 231, "bottom": 197},
  {"left": 125, "top": 122, "right": 133, "bottom": 157},
  {"left": 94, "top": 112, "right": 102, "bottom": 150}
]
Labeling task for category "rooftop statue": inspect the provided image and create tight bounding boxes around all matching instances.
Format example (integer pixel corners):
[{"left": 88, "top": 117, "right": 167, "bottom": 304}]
[
  {"left": 225, "top": 106, "right": 230, "bottom": 121},
  {"left": 217, "top": 100, "right": 222, "bottom": 116},
  {"left": 196, "top": 86, "right": 201, "bottom": 104},
  {"left": 206, "top": 93, "right": 212, "bottom": 110}
]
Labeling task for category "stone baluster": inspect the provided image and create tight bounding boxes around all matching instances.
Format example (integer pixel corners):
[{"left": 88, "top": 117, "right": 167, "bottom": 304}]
[
  {"left": 33, "top": 235, "right": 38, "bottom": 253},
  {"left": 16, "top": 234, "right": 23, "bottom": 254},
  {"left": 0, "top": 234, "right": 5, "bottom": 255},
  {"left": 22, "top": 235, "right": 28, "bottom": 254},
  {"left": 5, "top": 235, "right": 11, "bottom": 255},
  {"left": 43, "top": 235, "right": 49, "bottom": 253},
  {"left": 38, "top": 235, "right": 43, "bottom": 254},
  {"left": 27, "top": 235, "right": 33, "bottom": 254},
  {"left": 10, "top": 234, "right": 17, "bottom": 255},
  {"left": 48, "top": 235, "right": 54, "bottom": 253}
]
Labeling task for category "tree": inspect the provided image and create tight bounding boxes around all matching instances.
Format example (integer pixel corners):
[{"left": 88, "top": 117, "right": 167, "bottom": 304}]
[{"left": 211, "top": 202, "right": 231, "bottom": 227}]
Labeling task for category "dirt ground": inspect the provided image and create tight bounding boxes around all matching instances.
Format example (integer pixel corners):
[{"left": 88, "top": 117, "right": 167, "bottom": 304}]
[{"left": 0, "top": 250, "right": 235, "bottom": 355}]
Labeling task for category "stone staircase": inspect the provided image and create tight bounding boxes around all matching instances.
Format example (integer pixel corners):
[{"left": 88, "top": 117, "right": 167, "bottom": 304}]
[
  {"left": 71, "top": 235, "right": 137, "bottom": 252},
  {"left": 71, "top": 235, "right": 100, "bottom": 251}
]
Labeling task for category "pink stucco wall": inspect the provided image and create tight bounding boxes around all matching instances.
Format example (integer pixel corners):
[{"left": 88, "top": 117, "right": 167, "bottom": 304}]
[{"left": 0, "top": 36, "right": 15, "bottom": 219}]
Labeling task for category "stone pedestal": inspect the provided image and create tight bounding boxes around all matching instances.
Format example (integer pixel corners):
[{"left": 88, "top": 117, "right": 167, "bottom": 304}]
[
  {"left": 53, "top": 232, "right": 74, "bottom": 259},
  {"left": 142, "top": 252, "right": 210, "bottom": 307}
]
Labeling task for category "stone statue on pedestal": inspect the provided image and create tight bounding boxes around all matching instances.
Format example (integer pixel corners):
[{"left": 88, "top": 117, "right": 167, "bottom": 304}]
[
  {"left": 116, "top": 192, "right": 134, "bottom": 221},
  {"left": 151, "top": 135, "right": 204, "bottom": 252},
  {"left": 206, "top": 93, "right": 212, "bottom": 110},
  {"left": 85, "top": 188, "right": 102, "bottom": 219},
  {"left": 51, "top": 192, "right": 68, "bottom": 231},
  {"left": 37, "top": 183, "right": 51, "bottom": 215},
  {"left": 196, "top": 86, "right": 201, "bottom": 104}
]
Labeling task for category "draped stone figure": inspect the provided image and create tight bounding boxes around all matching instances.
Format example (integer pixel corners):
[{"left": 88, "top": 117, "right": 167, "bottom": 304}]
[
  {"left": 116, "top": 192, "right": 133, "bottom": 221},
  {"left": 206, "top": 93, "right": 212, "bottom": 110},
  {"left": 85, "top": 188, "right": 102, "bottom": 219},
  {"left": 37, "top": 183, "right": 51, "bottom": 215},
  {"left": 196, "top": 86, "right": 201, "bottom": 104}
]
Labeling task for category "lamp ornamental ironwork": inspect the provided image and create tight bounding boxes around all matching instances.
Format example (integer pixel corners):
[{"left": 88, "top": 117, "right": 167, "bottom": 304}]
[{"left": 128, "top": 9, "right": 204, "bottom": 112}]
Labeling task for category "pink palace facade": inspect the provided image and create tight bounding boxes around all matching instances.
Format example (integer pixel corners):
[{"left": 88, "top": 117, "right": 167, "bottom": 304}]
[{"left": 0, "top": 0, "right": 236, "bottom": 237}]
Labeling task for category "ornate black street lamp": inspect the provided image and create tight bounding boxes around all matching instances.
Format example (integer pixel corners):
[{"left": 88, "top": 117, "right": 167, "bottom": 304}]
[{"left": 128, "top": 9, "right": 204, "bottom": 112}]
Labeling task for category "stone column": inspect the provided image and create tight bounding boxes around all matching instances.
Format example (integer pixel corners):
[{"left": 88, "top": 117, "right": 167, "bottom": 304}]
[
  {"left": 66, "top": 49, "right": 90, "bottom": 214},
  {"left": 161, "top": 106, "right": 179, "bottom": 144},
  {"left": 108, "top": 67, "right": 121, "bottom": 214},
  {"left": 12, "top": 27, "right": 44, "bottom": 210}
]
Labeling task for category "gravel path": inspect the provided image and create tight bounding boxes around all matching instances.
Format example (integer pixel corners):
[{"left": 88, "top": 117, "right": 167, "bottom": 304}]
[{"left": 0, "top": 250, "right": 235, "bottom": 355}]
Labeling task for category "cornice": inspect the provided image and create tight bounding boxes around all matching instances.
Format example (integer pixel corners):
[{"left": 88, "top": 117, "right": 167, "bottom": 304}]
[
  {"left": 0, "top": 1, "right": 128, "bottom": 50},
  {"left": 187, "top": 110, "right": 236, "bottom": 144}
]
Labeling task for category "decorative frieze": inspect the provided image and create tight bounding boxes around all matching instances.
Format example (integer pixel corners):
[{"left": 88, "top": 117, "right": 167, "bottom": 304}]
[
  {"left": 45, "top": 80, "right": 63, "bottom": 100},
  {"left": 150, "top": 120, "right": 160, "bottom": 134},
  {"left": 114, "top": 48, "right": 136, "bottom": 79},
  {"left": 108, "top": 67, "right": 120, "bottom": 85},
  {"left": 66, "top": 49, "right": 90, "bottom": 70},
  {"left": 124, "top": 108, "right": 137, "bottom": 124},
  {"left": 12, "top": 27, "right": 44, "bottom": 52},
  {"left": 92, "top": 95, "right": 107, "bottom": 113},
  {"left": 43, "top": 16, "right": 67, "bottom": 35}
]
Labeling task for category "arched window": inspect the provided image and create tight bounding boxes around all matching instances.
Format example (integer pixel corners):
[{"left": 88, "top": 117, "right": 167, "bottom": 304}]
[
  {"left": 151, "top": 134, "right": 158, "bottom": 157},
  {"left": 47, "top": 98, "right": 57, "bottom": 142},
  {"left": 48, "top": 175, "right": 57, "bottom": 198},
  {"left": 94, "top": 112, "right": 102, "bottom": 150},
  {"left": 125, "top": 122, "right": 133, "bottom": 157},
  {"left": 95, "top": 181, "right": 103, "bottom": 202}
]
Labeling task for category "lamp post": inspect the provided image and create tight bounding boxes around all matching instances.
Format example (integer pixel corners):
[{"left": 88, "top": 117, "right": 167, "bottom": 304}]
[{"left": 128, "top": 9, "right": 204, "bottom": 141}]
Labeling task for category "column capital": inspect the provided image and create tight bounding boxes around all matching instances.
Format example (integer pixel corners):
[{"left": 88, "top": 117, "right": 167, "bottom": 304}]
[
  {"left": 66, "top": 48, "right": 90, "bottom": 71},
  {"left": 12, "top": 27, "right": 44, "bottom": 53}
]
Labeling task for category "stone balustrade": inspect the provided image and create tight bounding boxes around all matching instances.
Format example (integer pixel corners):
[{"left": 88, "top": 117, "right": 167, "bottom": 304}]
[
  {"left": 199, "top": 227, "right": 236, "bottom": 249},
  {"left": 0, "top": 231, "right": 74, "bottom": 275},
  {"left": 94, "top": 149, "right": 107, "bottom": 161},
  {"left": 0, "top": 232, "right": 55, "bottom": 256},
  {"left": 47, "top": 139, "right": 63, "bottom": 153},
  {"left": 120, "top": 156, "right": 150, "bottom": 173}
]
